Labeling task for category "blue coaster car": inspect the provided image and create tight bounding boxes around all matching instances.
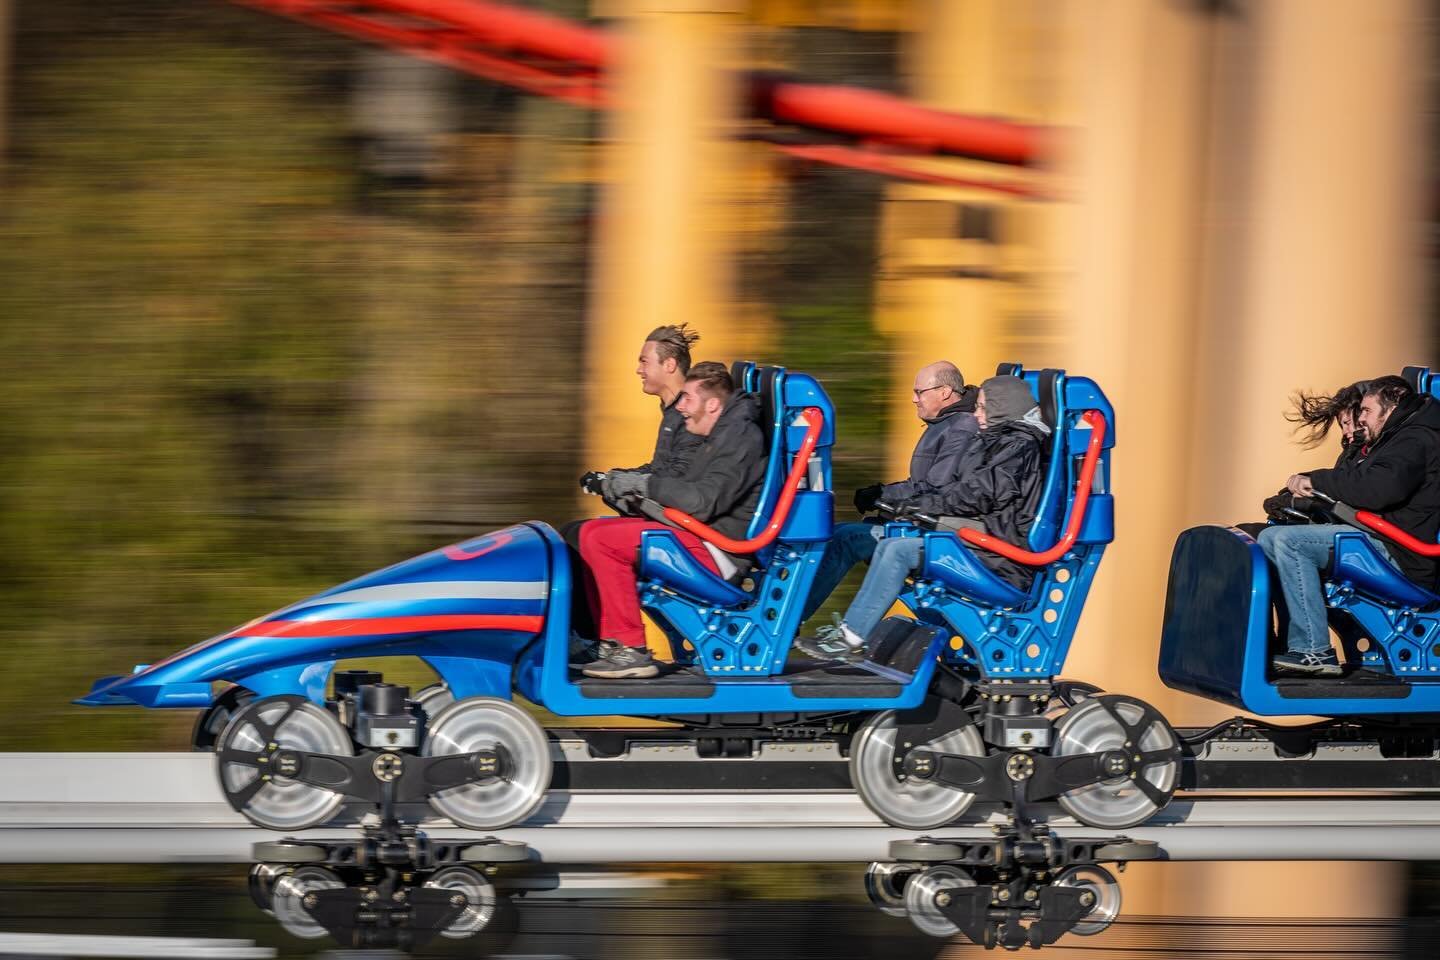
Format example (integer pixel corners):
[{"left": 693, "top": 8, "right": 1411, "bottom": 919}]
[
  {"left": 1160, "top": 367, "right": 1440, "bottom": 717},
  {"left": 78, "top": 362, "right": 1180, "bottom": 844}
]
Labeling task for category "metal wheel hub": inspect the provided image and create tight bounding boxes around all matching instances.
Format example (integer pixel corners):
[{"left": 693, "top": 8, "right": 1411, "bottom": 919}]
[
  {"left": 423, "top": 696, "right": 553, "bottom": 829},
  {"left": 423, "top": 866, "right": 498, "bottom": 938},
  {"left": 217, "top": 697, "right": 354, "bottom": 831},
  {"left": 1054, "top": 864, "right": 1121, "bottom": 935},
  {"left": 904, "top": 864, "right": 975, "bottom": 938},
  {"left": 271, "top": 866, "right": 343, "bottom": 940},
  {"left": 851, "top": 708, "right": 985, "bottom": 830},
  {"left": 1051, "top": 694, "right": 1179, "bottom": 829},
  {"left": 864, "top": 861, "right": 919, "bottom": 918}
]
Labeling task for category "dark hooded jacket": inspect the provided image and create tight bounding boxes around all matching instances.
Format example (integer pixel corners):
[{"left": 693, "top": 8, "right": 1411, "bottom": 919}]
[
  {"left": 648, "top": 392, "right": 767, "bottom": 542},
  {"left": 1308, "top": 393, "right": 1440, "bottom": 590},
  {"left": 881, "top": 388, "right": 981, "bottom": 504},
  {"left": 619, "top": 395, "right": 705, "bottom": 479},
  {"left": 907, "top": 410, "right": 1050, "bottom": 590}
]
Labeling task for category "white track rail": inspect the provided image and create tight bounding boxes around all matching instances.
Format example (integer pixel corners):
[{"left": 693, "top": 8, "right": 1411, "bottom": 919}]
[{"left": 4, "top": 753, "right": 1440, "bottom": 863}]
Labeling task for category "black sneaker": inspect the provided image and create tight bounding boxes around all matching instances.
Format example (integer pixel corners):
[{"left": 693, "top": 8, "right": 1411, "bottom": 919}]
[
  {"left": 1271, "top": 649, "right": 1342, "bottom": 677},
  {"left": 569, "top": 636, "right": 614, "bottom": 669},
  {"left": 581, "top": 644, "right": 659, "bottom": 679},
  {"left": 793, "top": 622, "right": 866, "bottom": 662}
]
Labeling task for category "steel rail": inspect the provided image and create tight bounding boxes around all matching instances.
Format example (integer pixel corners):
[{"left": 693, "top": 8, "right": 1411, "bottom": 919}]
[{"left": 5, "top": 754, "right": 1440, "bottom": 864}]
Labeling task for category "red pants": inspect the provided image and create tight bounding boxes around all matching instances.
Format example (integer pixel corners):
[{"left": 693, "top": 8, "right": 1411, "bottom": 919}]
[{"left": 576, "top": 518, "right": 721, "bottom": 647}]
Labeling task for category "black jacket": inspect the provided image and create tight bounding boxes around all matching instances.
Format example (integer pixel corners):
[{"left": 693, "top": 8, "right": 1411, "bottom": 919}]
[
  {"left": 649, "top": 393, "right": 767, "bottom": 542},
  {"left": 881, "top": 390, "right": 981, "bottom": 504},
  {"left": 619, "top": 395, "right": 704, "bottom": 479},
  {"left": 907, "top": 418, "right": 1049, "bottom": 590},
  {"left": 1308, "top": 394, "right": 1440, "bottom": 589}
]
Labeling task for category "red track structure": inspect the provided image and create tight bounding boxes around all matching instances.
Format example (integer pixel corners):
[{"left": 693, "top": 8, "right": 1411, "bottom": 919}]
[{"left": 230, "top": 0, "right": 1049, "bottom": 193}]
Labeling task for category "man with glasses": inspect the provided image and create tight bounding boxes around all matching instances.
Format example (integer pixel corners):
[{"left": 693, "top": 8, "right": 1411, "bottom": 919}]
[{"left": 799, "top": 360, "right": 979, "bottom": 623}]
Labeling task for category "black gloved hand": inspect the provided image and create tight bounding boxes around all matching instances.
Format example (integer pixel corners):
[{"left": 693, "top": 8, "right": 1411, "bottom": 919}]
[
  {"left": 603, "top": 469, "right": 650, "bottom": 501},
  {"left": 853, "top": 484, "right": 884, "bottom": 515},
  {"left": 1262, "top": 489, "right": 1296, "bottom": 522},
  {"left": 579, "top": 471, "right": 607, "bottom": 496}
]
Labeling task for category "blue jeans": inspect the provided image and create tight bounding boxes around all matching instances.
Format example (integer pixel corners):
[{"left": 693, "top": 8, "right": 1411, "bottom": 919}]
[
  {"left": 1256, "top": 524, "right": 1394, "bottom": 655},
  {"left": 801, "top": 522, "right": 884, "bottom": 621},
  {"left": 841, "top": 535, "right": 925, "bottom": 639}
]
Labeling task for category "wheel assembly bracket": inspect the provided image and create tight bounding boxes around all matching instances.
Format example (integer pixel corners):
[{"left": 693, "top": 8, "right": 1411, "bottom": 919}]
[
  {"left": 885, "top": 830, "right": 1148, "bottom": 948},
  {"left": 250, "top": 830, "right": 528, "bottom": 948},
  {"left": 221, "top": 746, "right": 507, "bottom": 811},
  {"left": 302, "top": 886, "right": 467, "bottom": 951}
]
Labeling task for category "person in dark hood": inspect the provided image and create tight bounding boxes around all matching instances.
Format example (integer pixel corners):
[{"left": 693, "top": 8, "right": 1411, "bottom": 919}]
[
  {"left": 1261, "top": 376, "right": 1440, "bottom": 676},
  {"left": 796, "top": 375, "right": 1049, "bottom": 661},
  {"left": 576, "top": 362, "right": 766, "bottom": 678},
  {"left": 800, "top": 361, "right": 980, "bottom": 622}
]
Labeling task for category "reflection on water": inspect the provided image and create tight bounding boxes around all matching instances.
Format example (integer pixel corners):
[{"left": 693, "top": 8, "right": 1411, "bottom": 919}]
[{"left": 3, "top": 869, "right": 1439, "bottom": 960}]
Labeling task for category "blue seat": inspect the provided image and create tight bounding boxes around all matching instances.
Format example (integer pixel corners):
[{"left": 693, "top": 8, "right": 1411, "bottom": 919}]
[
  {"left": 633, "top": 364, "right": 837, "bottom": 675},
  {"left": 638, "top": 530, "right": 750, "bottom": 607},
  {"left": 1331, "top": 532, "right": 1440, "bottom": 610},
  {"left": 899, "top": 365, "right": 1117, "bottom": 679},
  {"left": 919, "top": 532, "right": 1029, "bottom": 609}
]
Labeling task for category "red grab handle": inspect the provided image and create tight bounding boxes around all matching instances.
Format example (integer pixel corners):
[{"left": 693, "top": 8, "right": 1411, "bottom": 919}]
[
  {"left": 1353, "top": 510, "right": 1440, "bottom": 557},
  {"left": 958, "top": 410, "right": 1108, "bottom": 567},
  {"left": 663, "top": 407, "right": 824, "bottom": 555}
]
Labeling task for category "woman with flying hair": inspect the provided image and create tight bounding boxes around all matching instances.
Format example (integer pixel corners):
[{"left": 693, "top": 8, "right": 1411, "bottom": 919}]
[
  {"left": 1288, "top": 380, "right": 1370, "bottom": 465},
  {"left": 1244, "top": 381, "right": 1370, "bottom": 535}
]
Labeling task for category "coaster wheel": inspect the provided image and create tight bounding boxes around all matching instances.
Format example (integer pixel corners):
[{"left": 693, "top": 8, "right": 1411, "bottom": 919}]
[
  {"left": 1051, "top": 694, "right": 1179, "bottom": 829},
  {"left": 423, "top": 697, "right": 552, "bottom": 829},
  {"left": 1054, "top": 865, "right": 1122, "bottom": 935},
  {"left": 216, "top": 696, "right": 354, "bottom": 831},
  {"left": 423, "top": 866, "right": 499, "bottom": 939},
  {"left": 271, "top": 866, "right": 343, "bottom": 940},
  {"left": 1046, "top": 679, "right": 1102, "bottom": 714},
  {"left": 904, "top": 864, "right": 974, "bottom": 938},
  {"left": 192, "top": 685, "right": 255, "bottom": 752},
  {"left": 414, "top": 682, "right": 455, "bottom": 720},
  {"left": 850, "top": 709, "right": 986, "bottom": 829},
  {"left": 248, "top": 863, "right": 290, "bottom": 914},
  {"left": 864, "top": 861, "right": 921, "bottom": 918}
]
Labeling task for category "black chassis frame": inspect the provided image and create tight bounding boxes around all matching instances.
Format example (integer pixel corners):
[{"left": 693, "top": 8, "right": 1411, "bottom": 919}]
[
  {"left": 890, "top": 690, "right": 1182, "bottom": 808},
  {"left": 217, "top": 695, "right": 508, "bottom": 812},
  {"left": 889, "top": 832, "right": 1159, "bottom": 950}
]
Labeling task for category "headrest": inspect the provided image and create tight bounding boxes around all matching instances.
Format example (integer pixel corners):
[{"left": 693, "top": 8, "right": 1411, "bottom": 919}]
[
  {"left": 756, "top": 365, "right": 781, "bottom": 446},
  {"left": 729, "top": 361, "right": 754, "bottom": 394},
  {"left": 1037, "top": 369, "right": 1061, "bottom": 431}
]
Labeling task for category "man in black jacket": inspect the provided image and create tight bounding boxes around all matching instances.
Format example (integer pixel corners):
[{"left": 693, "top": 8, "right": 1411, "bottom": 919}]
[
  {"left": 576, "top": 363, "right": 766, "bottom": 678},
  {"left": 797, "top": 375, "right": 1048, "bottom": 660},
  {"left": 800, "top": 361, "right": 980, "bottom": 621},
  {"left": 1261, "top": 376, "right": 1440, "bottom": 676}
]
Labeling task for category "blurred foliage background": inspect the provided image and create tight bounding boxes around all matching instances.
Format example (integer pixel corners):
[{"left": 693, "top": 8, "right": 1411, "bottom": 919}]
[{"left": 0, "top": 0, "right": 900, "bottom": 750}]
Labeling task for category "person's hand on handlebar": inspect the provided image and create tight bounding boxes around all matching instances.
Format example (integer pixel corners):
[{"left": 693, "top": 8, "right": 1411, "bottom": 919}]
[
  {"left": 853, "top": 484, "right": 884, "bottom": 515},
  {"left": 1286, "top": 473, "right": 1315, "bottom": 498},
  {"left": 602, "top": 470, "right": 650, "bottom": 502}
]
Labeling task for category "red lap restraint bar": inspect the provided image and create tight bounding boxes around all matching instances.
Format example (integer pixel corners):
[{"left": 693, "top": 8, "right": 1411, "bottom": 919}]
[
  {"left": 958, "top": 410, "right": 1107, "bottom": 566},
  {"left": 1353, "top": 511, "right": 1440, "bottom": 557},
  {"left": 663, "top": 407, "right": 824, "bottom": 555}
]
